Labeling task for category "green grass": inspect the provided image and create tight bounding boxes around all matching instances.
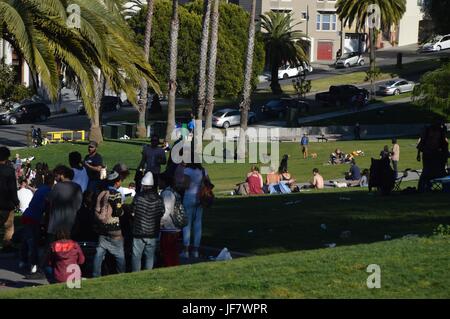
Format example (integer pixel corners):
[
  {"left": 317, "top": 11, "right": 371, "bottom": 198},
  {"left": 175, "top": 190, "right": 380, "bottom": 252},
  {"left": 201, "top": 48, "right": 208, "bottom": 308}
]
[
  {"left": 307, "top": 102, "right": 448, "bottom": 126},
  {"left": 14, "top": 138, "right": 424, "bottom": 193},
  {"left": 1, "top": 236, "right": 449, "bottom": 298}
]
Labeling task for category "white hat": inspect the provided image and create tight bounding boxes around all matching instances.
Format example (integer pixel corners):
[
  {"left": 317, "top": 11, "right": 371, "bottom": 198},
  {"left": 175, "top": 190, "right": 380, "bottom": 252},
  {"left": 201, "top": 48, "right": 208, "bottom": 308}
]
[{"left": 141, "top": 172, "right": 154, "bottom": 186}]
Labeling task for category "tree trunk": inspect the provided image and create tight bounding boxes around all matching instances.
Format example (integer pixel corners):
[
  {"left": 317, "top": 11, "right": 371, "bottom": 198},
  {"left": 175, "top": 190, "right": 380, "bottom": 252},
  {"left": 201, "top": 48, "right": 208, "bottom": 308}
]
[
  {"left": 90, "top": 72, "right": 105, "bottom": 144},
  {"left": 237, "top": 0, "right": 256, "bottom": 160},
  {"left": 204, "top": 0, "right": 220, "bottom": 132},
  {"left": 270, "top": 62, "right": 281, "bottom": 95},
  {"left": 137, "top": 0, "right": 155, "bottom": 138},
  {"left": 194, "top": 0, "right": 212, "bottom": 121},
  {"left": 369, "top": 26, "right": 376, "bottom": 98},
  {"left": 165, "top": 0, "right": 179, "bottom": 142}
]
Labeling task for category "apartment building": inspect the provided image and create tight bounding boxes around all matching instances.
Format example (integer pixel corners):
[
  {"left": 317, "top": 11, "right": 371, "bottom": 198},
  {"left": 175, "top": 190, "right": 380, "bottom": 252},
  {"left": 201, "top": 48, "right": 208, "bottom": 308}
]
[{"left": 0, "top": 39, "right": 32, "bottom": 87}]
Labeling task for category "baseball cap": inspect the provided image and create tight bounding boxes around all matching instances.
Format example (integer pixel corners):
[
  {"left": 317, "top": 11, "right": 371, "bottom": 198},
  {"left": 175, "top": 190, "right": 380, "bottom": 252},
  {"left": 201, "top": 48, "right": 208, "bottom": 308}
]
[
  {"left": 107, "top": 170, "right": 119, "bottom": 181},
  {"left": 88, "top": 141, "right": 98, "bottom": 148}
]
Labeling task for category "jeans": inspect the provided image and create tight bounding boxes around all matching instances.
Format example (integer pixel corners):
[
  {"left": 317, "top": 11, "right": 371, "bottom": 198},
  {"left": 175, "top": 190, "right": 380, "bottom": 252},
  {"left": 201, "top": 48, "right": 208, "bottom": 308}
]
[
  {"left": 182, "top": 194, "right": 203, "bottom": 249},
  {"left": 92, "top": 235, "right": 125, "bottom": 277},
  {"left": 131, "top": 237, "right": 157, "bottom": 272},
  {"left": 0, "top": 210, "right": 15, "bottom": 248},
  {"left": 392, "top": 160, "right": 398, "bottom": 177},
  {"left": 20, "top": 223, "right": 40, "bottom": 266}
]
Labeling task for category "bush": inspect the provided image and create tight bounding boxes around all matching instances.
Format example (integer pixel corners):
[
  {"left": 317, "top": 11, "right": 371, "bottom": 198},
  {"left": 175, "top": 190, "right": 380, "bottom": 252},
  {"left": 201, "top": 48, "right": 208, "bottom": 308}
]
[{"left": 433, "top": 224, "right": 450, "bottom": 237}]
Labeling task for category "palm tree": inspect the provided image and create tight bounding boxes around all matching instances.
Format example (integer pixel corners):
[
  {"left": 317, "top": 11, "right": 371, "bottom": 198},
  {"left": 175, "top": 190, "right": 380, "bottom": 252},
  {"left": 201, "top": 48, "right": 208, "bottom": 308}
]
[
  {"left": 165, "top": 0, "right": 179, "bottom": 142},
  {"left": 194, "top": 0, "right": 212, "bottom": 123},
  {"left": 336, "top": 0, "right": 406, "bottom": 97},
  {"left": 0, "top": 0, "right": 160, "bottom": 143},
  {"left": 137, "top": 0, "right": 155, "bottom": 138},
  {"left": 237, "top": 0, "right": 256, "bottom": 159},
  {"left": 260, "top": 12, "right": 308, "bottom": 95},
  {"left": 204, "top": 0, "right": 220, "bottom": 132}
]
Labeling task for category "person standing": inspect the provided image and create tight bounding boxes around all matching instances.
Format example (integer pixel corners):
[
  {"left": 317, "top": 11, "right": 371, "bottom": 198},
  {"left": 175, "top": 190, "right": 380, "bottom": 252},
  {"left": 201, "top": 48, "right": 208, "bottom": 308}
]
[
  {"left": 138, "top": 135, "right": 166, "bottom": 188},
  {"left": 159, "top": 173, "right": 182, "bottom": 267},
  {"left": 0, "top": 147, "right": 20, "bottom": 253},
  {"left": 130, "top": 172, "right": 164, "bottom": 272},
  {"left": 17, "top": 177, "right": 34, "bottom": 213},
  {"left": 84, "top": 141, "right": 104, "bottom": 193},
  {"left": 181, "top": 163, "right": 210, "bottom": 259},
  {"left": 47, "top": 165, "right": 83, "bottom": 242},
  {"left": 391, "top": 138, "right": 400, "bottom": 178},
  {"left": 354, "top": 123, "right": 361, "bottom": 140},
  {"left": 300, "top": 134, "right": 309, "bottom": 159},
  {"left": 92, "top": 171, "right": 126, "bottom": 277},
  {"left": 69, "top": 152, "right": 89, "bottom": 193}
]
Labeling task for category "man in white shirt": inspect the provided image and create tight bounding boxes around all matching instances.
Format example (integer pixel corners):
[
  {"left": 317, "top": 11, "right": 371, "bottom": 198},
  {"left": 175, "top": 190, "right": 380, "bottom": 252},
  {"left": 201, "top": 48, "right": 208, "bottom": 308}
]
[{"left": 17, "top": 177, "right": 34, "bottom": 213}]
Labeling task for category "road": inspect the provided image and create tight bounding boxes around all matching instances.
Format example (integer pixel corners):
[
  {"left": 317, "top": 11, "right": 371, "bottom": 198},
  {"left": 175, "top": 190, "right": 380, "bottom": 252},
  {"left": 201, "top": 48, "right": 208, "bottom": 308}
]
[{"left": 257, "top": 44, "right": 450, "bottom": 90}]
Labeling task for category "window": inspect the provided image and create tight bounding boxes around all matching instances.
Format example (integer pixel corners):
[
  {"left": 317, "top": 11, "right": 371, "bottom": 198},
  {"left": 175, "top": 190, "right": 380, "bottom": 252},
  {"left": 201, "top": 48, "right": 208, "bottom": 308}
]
[
  {"left": 316, "top": 13, "right": 337, "bottom": 31},
  {"left": 301, "top": 11, "right": 307, "bottom": 20}
]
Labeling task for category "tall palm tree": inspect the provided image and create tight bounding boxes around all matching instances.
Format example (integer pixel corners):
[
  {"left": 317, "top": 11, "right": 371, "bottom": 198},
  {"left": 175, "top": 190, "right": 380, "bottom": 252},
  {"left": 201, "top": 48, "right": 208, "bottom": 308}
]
[
  {"left": 194, "top": 0, "right": 212, "bottom": 123},
  {"left": 137, "top": 0, "right": 155, "bottom": 138},
  {"left": 165, "top": 0, "right": 179, "bottom": 142},
  {"left": 260, "top": 12, "right": 308, "bottom": 95},
  {"left": 336, "top": 0, "right": 406, "bottom": 97},
  {"left": 204, "top": 0, "right": 220, "bottom": 132},
  {"left": 237, "top": 0, "right": 256, "bottom": 159},
  {"left": 0, "top": 0, "right": 160, "bottom": 143}
]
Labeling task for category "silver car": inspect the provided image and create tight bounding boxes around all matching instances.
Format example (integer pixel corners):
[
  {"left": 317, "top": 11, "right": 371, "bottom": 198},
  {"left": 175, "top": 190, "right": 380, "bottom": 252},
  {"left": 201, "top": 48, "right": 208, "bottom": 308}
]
[
  {"left": 335, "top": 52, "right": 365, "bottom": 68},
  {"left": 378, "top": 79, "right": 415, "bottom": 96},
  {"left": 212, "top": 108, "right": 256, "bottom": 128}
]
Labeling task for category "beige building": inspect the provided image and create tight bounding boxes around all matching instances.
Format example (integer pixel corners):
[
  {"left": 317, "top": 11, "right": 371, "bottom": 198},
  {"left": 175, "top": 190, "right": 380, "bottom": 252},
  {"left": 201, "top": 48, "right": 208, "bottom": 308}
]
[{"left": 261, "top": 0, "right": 366, "bottom": 62}]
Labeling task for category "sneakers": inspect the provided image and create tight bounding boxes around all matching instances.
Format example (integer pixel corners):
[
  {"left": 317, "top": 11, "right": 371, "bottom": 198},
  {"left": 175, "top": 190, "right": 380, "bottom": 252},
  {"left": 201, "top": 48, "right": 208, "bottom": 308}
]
[
  {"left": 31, "top": 265, "right": 37, "bottom": 274},
  {"left": 192, "top": 250, "right": 199, "bottom": 258},
  {"left": 25, "top": 271, "right": 45, "bottom": 280}
]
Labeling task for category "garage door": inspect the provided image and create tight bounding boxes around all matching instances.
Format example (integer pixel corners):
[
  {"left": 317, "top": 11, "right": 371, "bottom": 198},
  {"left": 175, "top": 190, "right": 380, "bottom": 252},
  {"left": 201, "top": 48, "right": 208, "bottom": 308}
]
[{"left": 317, "top": 41, "right": 333, "bottom": 60}]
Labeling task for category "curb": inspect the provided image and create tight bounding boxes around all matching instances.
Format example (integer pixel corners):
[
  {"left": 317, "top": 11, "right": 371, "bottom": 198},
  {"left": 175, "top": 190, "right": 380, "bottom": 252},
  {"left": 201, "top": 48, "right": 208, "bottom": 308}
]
[{"left": 49, "top": 112, "right": 80, "bottom": 120}]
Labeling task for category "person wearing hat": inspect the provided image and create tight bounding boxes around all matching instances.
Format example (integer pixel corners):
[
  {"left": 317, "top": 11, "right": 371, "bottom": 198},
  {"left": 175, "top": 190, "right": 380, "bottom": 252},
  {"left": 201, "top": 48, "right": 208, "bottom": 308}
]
[
  {"left": 130, "top": 171, "right": 164, "bottom": 272},
  {"left": 92, "top": 170, "right": 126, "bottom": 277},
  {"left": 84, "top": 141, "right": 104, "bottom": 193},
  {"left": 138, "top": 135, "right": 166, "bottom": 188}
]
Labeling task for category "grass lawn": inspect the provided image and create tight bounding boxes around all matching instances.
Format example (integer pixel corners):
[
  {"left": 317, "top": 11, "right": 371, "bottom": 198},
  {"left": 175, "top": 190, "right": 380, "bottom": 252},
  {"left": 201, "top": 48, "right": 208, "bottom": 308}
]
[
  {"left": 1, "top": 236, "right": 449, "bottom": 298},
  {"left": 14, "top": 138, "right": 425, "bottom": 193}
]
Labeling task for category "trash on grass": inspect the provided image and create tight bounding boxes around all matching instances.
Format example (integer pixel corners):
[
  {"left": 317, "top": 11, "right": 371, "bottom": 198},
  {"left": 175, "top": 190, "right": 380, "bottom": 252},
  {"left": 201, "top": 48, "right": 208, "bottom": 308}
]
[
  {"left": 384, "top": 234, "right": 392, "bottom": 240},
  {"left": 325, "top": 243, "right": 336, "bottom": 248},
  {"left": 213, "top": 248, "right": 233, "bottom": 261}
]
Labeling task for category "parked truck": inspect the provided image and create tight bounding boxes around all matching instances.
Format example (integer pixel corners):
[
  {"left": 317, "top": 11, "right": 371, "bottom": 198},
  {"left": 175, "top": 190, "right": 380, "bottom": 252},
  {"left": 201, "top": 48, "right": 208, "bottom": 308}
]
[{"left": 315, "top": 85, "right": 369, "bottom": 108}]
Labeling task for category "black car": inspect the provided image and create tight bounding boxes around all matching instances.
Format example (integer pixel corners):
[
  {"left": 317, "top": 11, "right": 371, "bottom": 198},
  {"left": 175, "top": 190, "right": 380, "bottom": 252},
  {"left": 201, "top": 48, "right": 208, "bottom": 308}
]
[
  {"left": 77, "top": 96, "right": 122, "bottom": 114},
  {"left": 315, "top": 85, "right": 369, "bottom": 107},
  {"left": 0, "top": 102, "right": 51, "bottom": 125},
  {"left": 260, "top": 98, "right": 309, "bottom": 118}
]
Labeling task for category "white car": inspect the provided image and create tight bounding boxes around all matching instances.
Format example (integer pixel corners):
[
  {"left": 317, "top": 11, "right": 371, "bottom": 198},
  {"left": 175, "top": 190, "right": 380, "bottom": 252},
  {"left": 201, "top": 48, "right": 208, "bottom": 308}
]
[
  {"left": 277, "top": 62, "right": 313, "bottom": 80},
  {"left": 335, "top": 52, "right": 365, "bottom": 68},
  {"left": 212, "top": 108, "right": 256, "bottom": 128},
  {"left": 421, "top": 35, "right": 450, "bottom": 52}
]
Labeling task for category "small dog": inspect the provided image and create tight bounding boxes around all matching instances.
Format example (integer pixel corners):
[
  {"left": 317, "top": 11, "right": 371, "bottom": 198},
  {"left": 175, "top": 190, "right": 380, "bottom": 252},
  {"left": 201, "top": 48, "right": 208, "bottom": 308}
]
[{"left": 310, "top": 153, "right": 318, "bottom": 159}]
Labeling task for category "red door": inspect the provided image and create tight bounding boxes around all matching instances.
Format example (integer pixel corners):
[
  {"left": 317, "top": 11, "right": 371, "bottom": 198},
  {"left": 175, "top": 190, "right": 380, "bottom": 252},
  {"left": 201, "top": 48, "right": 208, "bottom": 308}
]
[{"left": 317, "top": 42, "right": 333, "bottom": 60}]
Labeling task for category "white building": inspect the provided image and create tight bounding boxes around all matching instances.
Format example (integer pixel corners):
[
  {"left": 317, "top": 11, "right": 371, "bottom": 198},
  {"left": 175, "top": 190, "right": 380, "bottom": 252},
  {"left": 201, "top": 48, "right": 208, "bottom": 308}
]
[
  {"left": 397, "top": 0, "right": 424, "bottom": 46},
  {"left": 0, "top": 39, "right": 32, "bottom": 87}
]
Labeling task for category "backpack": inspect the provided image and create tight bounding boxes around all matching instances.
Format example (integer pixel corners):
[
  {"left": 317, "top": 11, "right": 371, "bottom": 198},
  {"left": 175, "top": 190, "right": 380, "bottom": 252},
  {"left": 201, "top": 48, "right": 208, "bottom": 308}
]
[
  {"left": 170, "top": 191, "right": 188, "bottom": 228},
  {"left": 198, "top": 169, "right": 215, "bottom": 208},
  {"left": 95, "top": 189, "right": 123, "bottom": 223}
]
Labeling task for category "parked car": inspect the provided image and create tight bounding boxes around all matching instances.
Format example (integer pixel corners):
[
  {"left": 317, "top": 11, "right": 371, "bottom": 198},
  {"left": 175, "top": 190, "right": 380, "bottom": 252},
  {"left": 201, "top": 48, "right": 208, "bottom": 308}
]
[
  {"left": 260, "top": 98, "right": 310, "bottom": 118},
  {"left": 421, "top": 35, "right": 450, "bottom": 52},
  {"left": 77, "top": 96, "right": 122, "bottom": 114},
  {"left": 335, "top": 52, "right": 365, "bottom": 68},
  {"left": 278, "top": 62, "right": 313, "bottom": 80},
  {"left": 212, "top": 108, "right": 256, "bottom": 128},
  {"left": 377, "top": 79, "right": 415, "bottom": 96},
  {"left": 0, "top": 102, "right": 51, "bottom": 125},
  {"left": 315, "top": 85, "right": 369, "bottom": 107}
]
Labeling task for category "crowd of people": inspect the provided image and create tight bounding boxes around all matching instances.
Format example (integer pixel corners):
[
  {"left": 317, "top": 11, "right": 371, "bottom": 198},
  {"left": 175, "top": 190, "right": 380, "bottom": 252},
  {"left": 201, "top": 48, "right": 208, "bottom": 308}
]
[{"left": 0, "top": 135, "right": 213, "bottom": 283}]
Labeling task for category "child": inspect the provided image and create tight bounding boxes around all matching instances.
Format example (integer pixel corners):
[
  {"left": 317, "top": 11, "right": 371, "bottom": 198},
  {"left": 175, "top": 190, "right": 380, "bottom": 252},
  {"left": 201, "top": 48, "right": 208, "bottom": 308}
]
[{"left": 48, "top": 228, "right": 85, "bottom": 283}]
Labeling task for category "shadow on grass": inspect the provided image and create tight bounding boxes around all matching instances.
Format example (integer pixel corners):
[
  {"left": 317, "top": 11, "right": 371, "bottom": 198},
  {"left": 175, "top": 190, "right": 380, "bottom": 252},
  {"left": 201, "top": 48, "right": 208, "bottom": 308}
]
[{"left": 203, "top": 189, "right": 450, "bottom": 255}]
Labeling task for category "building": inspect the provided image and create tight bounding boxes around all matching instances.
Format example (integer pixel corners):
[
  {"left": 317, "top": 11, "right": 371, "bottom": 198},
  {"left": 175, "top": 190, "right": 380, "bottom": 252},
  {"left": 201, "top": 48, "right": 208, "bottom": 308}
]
[{"left": 0, "top": 39, "right": 32, "bottom": 87}]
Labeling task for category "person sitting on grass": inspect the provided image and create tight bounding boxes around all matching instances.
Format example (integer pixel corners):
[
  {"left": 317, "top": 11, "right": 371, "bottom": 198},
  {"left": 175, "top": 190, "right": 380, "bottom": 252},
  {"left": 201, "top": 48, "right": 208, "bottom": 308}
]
[
  {"left": 345, "top": 159, "right": 361, "bottom": 182},
  {"left": 246, "top": 165, "right": 264, "bottom": 195},
  {"left": 48, "top": 227, "right": 85, "bottom": 284},
  {"left": 359, "top": 169, "right": 369, "bottom": 187},
  {"left": 309, "top": 168, "right": 324, "bottom": 189},
  {"left": 380, "top": 145, "right": 390, "bottom": 160},
  {"left": 330, "top": 149, "right": 345, "bottom": 165},
  {"left": 265, "top": 167, "right": 280, "bottom": 194}
]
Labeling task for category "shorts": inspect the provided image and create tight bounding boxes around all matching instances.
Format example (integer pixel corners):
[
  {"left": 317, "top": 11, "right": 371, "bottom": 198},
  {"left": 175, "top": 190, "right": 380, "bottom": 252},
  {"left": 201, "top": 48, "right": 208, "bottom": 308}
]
[{"left": 302, "top": 146, "right": 308, "bottom": 152}]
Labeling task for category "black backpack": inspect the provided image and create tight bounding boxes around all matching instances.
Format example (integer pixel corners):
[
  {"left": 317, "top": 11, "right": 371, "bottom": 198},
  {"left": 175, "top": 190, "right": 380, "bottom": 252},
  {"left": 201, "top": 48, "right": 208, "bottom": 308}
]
[{"left": 170, "top": 191, "right": 188, "bottom": 228}]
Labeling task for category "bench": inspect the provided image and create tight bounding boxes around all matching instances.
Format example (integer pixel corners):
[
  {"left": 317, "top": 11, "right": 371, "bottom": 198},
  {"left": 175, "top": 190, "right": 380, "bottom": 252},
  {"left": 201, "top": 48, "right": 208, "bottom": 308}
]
[{"left": 317, "top": 135, "right": 328, "bottom": 142}]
